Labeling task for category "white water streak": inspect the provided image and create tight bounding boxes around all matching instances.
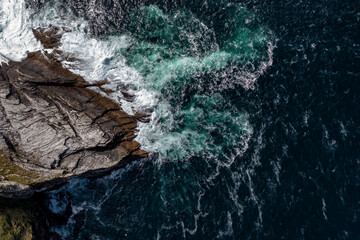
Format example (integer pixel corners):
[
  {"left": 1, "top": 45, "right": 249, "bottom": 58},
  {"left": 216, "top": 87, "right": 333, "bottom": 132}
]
[{"left": 0, "top": 0, "right": 41, "bottom": 63}]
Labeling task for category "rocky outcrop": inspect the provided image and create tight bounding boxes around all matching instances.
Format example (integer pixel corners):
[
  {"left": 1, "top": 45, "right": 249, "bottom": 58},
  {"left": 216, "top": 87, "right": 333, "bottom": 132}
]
[{"left": 0, "top": 27, "right": 148, "bottom": 198}]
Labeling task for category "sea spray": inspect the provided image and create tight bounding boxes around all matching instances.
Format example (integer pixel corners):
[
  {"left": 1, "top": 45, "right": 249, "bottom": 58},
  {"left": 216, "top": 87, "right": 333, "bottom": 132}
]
[
  {"left": 0, "top": 0, "right": 41, "bottom": 63},
  {"left": 120, "top": 5, "right": 272, "bottom": 161}
]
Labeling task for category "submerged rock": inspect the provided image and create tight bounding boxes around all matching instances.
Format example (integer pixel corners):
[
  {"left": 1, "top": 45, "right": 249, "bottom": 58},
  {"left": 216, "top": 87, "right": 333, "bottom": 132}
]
[{"left": 0, "top": 28, "right": 148, "bottom": 198}]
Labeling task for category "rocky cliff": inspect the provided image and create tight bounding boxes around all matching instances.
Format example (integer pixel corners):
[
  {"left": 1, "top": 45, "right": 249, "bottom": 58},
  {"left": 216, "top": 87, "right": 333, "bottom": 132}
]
[{"left": 0, "top": 27, "right": 148, "bottom": 198}]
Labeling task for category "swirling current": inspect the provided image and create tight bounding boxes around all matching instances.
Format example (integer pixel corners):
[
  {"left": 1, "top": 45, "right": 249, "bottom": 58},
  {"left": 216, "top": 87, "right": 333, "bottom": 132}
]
[{"left": 1, "top": 0, "right": 359, "bottom": 239}]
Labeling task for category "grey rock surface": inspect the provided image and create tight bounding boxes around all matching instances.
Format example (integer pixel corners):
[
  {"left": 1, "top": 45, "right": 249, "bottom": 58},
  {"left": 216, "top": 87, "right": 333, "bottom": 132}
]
[{"left": 0, "top": 28, "right": 147, "bottom": 198}]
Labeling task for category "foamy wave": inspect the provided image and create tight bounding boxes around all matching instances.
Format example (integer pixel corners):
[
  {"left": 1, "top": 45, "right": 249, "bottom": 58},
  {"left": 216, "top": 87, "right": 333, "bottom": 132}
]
[{"left": 0, "top": 0, "right": 41, "bottom": 63}]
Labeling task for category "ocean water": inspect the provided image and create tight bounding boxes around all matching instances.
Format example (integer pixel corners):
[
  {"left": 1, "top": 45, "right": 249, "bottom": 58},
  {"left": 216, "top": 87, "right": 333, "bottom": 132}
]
[{"left": 1, "top": 0, "right": 360, "bottom": 239}]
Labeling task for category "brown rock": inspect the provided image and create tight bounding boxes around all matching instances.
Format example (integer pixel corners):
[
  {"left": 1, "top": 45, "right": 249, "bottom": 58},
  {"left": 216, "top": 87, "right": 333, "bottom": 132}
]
[
  {"left": 0, "top": 43, "right": 147, "bottom": 198},
  {"left": 32, "top": 27, "right": 69, "bottom": 49}
]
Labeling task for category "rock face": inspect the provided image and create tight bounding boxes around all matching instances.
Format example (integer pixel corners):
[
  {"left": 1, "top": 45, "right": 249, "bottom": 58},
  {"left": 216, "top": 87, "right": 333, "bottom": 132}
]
[{"left": 0, "top": 28, "right": 148, "bottom": 198}]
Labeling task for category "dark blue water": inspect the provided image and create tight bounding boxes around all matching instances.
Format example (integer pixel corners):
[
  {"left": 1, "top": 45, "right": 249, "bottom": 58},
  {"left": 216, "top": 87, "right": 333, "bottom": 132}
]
[{"left": 24, "top": 0, "right": 360, "bottom": 239}]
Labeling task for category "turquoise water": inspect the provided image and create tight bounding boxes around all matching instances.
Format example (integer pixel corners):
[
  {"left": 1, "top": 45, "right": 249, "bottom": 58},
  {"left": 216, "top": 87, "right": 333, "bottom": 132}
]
[
  {"left": 120, "top": 4, "right": 271, "bottom": 160},
  {"left": 3, "top": 0, "right": 359, "bottom": 239}
]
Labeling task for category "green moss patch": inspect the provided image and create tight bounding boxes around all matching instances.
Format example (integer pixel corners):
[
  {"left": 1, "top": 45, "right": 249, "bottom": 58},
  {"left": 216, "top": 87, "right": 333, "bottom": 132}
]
[
  {"left": 0, "top": 150, "right": 41, "bottom": 186},
  {"left": 0, "top": 206, "right": 33, "bottom": 240},
  {"left": 0, "top": 198, "right": 60, "bottom": 240}
]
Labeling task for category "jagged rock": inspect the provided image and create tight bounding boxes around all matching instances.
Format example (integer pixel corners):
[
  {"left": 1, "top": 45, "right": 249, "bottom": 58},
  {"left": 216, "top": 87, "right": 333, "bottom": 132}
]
[
  {"left": 0, "top": 28, "right": 148, "bottom": 198},
  {"left": 32, "top": 27, "right": 69, "bottom": 49}
]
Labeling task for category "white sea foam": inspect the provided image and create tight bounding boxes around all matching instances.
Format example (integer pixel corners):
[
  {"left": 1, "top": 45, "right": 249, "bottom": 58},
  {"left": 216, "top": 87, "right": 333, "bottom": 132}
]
[{"left": 0, "top": 0, "right": 41, "bottom": 63}]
